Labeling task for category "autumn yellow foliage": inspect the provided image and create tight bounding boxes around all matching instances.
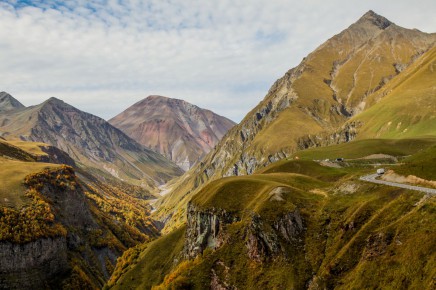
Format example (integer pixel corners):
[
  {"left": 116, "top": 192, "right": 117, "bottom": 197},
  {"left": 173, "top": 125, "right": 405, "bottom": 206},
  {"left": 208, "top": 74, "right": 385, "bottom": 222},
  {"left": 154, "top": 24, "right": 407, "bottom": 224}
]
[{"left": 0, "top": 166, "right": 75, "bottom": 243}]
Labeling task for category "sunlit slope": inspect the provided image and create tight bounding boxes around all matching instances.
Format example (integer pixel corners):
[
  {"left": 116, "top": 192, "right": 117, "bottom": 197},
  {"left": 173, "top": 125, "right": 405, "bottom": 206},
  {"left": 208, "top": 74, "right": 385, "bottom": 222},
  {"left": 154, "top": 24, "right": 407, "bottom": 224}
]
[
  {"left": 394, "top": 144, "right": 436, "bottom": 180},
  {"left": 0, "top": 159, "right": 58, "bottom": 209},
  {"left": 111, "top": 154, "right": 436, "bottom": 289},
  {"left": 155, "top": 11, "right": 436, "bottom": 231},
  {"left": 251, "top": 14, "right": 435, "bottom": 153},
  {"left": 238, "top": 11, "right": 435, "bottom": 166},
  {"left": 0, "top": 138, "right": 62, "bottom": 208},
  {"left": 0, "top": 138, "right": 44, "bottom": 161},
  {"left": 349, "top": 45, "right": 436, "bottom": 139},
  {"left": 291, "top": 137, "right": 436, "bottom": 160},
  {"left": 108, "top": 227, "right": 186, "bottom": 289}
]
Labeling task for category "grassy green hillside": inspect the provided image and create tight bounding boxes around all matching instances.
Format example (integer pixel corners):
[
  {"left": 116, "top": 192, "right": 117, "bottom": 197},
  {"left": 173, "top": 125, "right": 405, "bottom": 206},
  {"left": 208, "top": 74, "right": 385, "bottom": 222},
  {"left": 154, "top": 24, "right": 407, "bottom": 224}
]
[
  {"left": 191, "top": 173, "right": 326, "bottom": 217},
  {"left": 109, "top": 142, "right": 436, "bottom": 289},
  {"left": 394, "top": 145, "right": 436, "bottom": 180},
  {"left": 0, "top": 158, "right": 58, "bottom": 208},
  {"left": 107, "top": 227, "right": 186, "bottom": 289},
  {"left": 291, "top": 137, "right": 436, "bottom": 160},
  {"left": 0, "top": 139, "right": 59, "bottom": 208},
  {"left": 350, "top": 45, "right": 436, "bottom": 139},
  {"left": 155, "top": 137, "right": 436, "bottom": 234}
]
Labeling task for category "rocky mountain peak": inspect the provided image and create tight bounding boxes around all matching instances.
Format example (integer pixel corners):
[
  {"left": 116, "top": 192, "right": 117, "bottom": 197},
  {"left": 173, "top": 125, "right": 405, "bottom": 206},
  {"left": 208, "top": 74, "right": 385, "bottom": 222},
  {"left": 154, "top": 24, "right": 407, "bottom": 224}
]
[
  {"left": 140, "top": 95, "right": 190, "bottom": 109},
  {"left": 43, "top": 97, "right": 69, "bottom": 107},
  {"left": 356, "top": 10, "right": 393, "bottom": 30},
  {"left": 109, "top": 96, "right": 235, "bottom": 170},
  {"left": 37, "top": 97, "right": 81, "bottom": 119},
  {"left": 0, "top": 92, "right": 25, "bottom": 112},
  {"left": 145, "top": 95, "right": 170, "bottom": 101}
]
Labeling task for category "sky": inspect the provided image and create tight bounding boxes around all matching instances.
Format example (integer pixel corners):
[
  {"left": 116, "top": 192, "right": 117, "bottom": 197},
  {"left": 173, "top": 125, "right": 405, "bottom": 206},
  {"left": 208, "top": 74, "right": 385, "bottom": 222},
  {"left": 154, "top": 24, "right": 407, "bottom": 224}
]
[{"left": 0, "top": 0, "right": 435, "bottom": 122}]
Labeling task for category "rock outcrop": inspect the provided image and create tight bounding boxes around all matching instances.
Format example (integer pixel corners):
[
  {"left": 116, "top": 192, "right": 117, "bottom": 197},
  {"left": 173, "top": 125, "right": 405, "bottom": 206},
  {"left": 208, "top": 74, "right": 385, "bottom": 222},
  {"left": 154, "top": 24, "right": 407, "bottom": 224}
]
[
  {"left": 38, "top": 144, "right": 76, "bottom": 166},
  {"left": 183, "top": 203, "right": 305, "bottom": 263},
  {"left": 245, "top": 211, "right": 304, "bottom": 262},
  {"left": 184, "top": 203, "right": 239, "bottom": 259}
]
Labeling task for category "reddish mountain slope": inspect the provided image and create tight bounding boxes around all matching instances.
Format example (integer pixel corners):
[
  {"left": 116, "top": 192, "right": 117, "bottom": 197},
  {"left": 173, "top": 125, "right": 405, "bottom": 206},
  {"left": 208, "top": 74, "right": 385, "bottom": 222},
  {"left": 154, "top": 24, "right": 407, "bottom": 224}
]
[{"left": 109, "top": 95, "right": 235, "bottom": 170}]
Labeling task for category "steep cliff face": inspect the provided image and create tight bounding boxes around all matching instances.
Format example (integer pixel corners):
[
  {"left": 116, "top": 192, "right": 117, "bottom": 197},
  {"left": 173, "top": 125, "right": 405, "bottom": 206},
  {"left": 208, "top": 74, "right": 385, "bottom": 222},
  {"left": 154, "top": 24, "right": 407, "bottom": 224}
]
[
  {"left": 29, "top": 166, "right": 98, "bottom": 229},
  {"left": 0, "top": 165, "right": 90, "bottom": 289},
  {"left": 109, "top": 95, "right": 236, "bottom": 170},
  {"left": 25, "top": 166, "right": 160, "bottom": 288},
  {"left": 155, "top": 11, "right": 436, "bottom": 230},
  {"left": 0, "top": 144, "right": 161, "bottom": 289},
  {"left": 246, "top": 211, "right": 304, "bottom": 262},
  {"left": 0, "top": 238, "right": 68, "bottom": 289}
]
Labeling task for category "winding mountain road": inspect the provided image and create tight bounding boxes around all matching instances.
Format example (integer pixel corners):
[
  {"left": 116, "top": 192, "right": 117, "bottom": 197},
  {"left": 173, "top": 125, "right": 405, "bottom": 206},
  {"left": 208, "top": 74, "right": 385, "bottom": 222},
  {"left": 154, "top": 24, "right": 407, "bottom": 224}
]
[{"left": 359, "top": 174, "right": 436, "bottom": 195}]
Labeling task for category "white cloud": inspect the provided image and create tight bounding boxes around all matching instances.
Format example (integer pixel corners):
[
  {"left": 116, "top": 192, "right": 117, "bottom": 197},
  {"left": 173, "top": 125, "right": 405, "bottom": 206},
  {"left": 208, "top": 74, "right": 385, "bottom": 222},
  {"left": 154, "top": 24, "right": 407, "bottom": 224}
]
[{"left": 0, "top": 0, "right": 435, "bottom": 122}]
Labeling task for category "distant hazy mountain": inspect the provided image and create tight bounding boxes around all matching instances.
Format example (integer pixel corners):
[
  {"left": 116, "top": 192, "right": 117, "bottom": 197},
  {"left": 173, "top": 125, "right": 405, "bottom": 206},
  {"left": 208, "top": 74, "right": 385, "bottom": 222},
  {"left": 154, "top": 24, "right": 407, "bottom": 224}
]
[
  {"left": 109, "top": 95, "right": 236, "bottom": 170},
  {"left": 0, "top": 92, "right": 25, "bottom": 112},
  {"left": 0, "top": 95, "right": 183, "bottom": 188}
]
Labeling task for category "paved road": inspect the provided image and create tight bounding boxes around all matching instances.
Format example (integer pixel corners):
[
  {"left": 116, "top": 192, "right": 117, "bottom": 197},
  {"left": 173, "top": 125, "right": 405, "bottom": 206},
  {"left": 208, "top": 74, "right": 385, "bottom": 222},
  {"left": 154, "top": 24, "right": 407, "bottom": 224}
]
[{"left": 359, "top": 174, "right": 436, "bottom": 195}]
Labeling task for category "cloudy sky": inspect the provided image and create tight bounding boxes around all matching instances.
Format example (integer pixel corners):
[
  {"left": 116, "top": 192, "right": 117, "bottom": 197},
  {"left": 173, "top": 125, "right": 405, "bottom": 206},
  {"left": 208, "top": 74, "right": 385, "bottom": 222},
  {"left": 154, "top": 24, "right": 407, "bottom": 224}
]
[{"left": 1, "top": 0, "right": 435, "bottom": 122}]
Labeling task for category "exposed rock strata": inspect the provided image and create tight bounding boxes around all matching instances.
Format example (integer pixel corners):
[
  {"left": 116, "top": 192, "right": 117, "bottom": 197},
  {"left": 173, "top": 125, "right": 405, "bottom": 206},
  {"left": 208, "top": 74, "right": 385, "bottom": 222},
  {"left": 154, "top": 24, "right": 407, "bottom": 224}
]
[
  {"left": 184, "top": 203, "right": 305, "bottom": 263},
  {"left": 246, "top": 211, "right": 304, "bottom": 262},
  {"left": 184, "top": 203, "right": 239, "bottom": 259}
]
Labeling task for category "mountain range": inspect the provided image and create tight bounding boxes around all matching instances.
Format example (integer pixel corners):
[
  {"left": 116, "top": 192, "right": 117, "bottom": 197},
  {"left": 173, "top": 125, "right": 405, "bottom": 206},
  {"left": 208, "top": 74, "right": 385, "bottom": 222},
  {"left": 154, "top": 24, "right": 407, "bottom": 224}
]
[
  {"left": 0, "top": 94, "right": 183, "bottom": 191},
  {"left": 0, "top": 92, "right": 235, "bottom": 288},
  {"left": 109, "top": 95, "right": 235, "bottom": 171},
  {"left": 0, "top": 9, "right": 435, "bottom": 290}
]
